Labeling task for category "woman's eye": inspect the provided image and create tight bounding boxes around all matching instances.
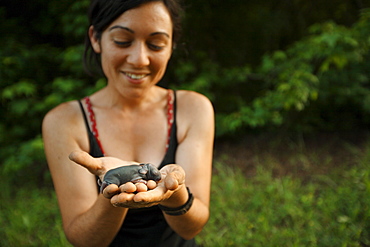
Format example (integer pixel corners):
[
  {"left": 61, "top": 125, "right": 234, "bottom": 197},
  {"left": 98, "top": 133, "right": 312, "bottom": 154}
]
[
  {"left": 114, "top": 41, "right": 131, "bottom": 47},
  {"left": 148, "top": 44, "right": 164, "bottom": 51}
]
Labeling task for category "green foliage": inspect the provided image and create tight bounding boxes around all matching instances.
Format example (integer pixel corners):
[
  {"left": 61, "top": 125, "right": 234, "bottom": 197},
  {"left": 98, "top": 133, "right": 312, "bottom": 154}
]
[
  {"left": 0, "top": 0, "right": 104, "bottom": 183},
  {"left": 59, "top": 0, "right": 90, "bottom": 39},
  {"left": 181, "top": 0, "right": 361, "bottom": 68},
  {"left": 1, "top": 136, "right": 46, "bottom": 186},
  {"left": 176, "top": 8, "right": 370, "bottom": 136}
]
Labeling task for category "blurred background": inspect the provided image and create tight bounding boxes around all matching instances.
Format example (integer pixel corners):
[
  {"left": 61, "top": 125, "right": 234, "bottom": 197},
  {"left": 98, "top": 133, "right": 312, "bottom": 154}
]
[{"left": 1, "top": 0, "right": 370, "bottom": 246}]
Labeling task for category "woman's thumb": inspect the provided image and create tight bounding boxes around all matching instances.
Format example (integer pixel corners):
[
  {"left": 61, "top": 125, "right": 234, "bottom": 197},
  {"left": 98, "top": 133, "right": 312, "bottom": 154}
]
[{"left": 69, "top": 150, "right": 105, "bottom": 176}]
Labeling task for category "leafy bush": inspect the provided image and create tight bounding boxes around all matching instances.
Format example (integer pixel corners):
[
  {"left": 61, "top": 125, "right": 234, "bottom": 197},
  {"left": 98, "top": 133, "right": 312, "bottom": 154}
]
[
  {"left": 173, "top": 9, "right": 370, "bottom": 136},
  {"left": 0, "top": 0, "right": 99, "bottom": 183}
]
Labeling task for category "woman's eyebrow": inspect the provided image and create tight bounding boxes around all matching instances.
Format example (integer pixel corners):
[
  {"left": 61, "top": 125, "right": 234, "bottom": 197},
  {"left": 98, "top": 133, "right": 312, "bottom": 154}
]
[
  {"left": 109, "top": 25, "right": 134, "bottom": 33},
  {"left": 150, "top": 32, "right": 170, "bottom": 38},
  {"left": 109, "top": 25, "right": 170, "bottom": 38}
]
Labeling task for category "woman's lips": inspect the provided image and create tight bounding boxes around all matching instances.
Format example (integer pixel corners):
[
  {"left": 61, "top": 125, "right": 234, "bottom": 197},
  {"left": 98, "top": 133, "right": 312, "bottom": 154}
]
[
  {"left": 124, "top": 72, "right": 147, "bottom": 80},
  {"left": 122, "top": 72, "right": 149, "bottom": 84}
]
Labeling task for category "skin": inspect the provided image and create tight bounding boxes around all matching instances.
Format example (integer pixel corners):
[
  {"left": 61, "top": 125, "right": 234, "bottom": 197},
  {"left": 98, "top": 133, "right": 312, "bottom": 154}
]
[{"left": 42, "top": 2, "right": 214, "bottom": 247}]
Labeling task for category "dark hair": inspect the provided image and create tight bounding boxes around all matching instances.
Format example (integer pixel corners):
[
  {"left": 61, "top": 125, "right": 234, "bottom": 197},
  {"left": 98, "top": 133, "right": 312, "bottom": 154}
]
[{"left": 83, "top": 0, "right": 183, "bottom": 77}]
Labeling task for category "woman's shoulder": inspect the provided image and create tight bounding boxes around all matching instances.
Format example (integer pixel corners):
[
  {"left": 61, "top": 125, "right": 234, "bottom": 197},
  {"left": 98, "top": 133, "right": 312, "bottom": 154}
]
[
  {"left": 174, "top": 90, "right": 214, "bottom": 145},
  {"left": 42, "top": 99, "right": 90, "bottom": 151},
  {"left": 176, "top": 90, "right": 214, "bottom": 115},
  {"left": 175, "top": 90, "right": 214, "bottom": 133},
  {"left": 42, "top": 100, "right": 82, "bottom": 131},
  {"left": 176, "top": 90, "right": 213, "bottom": 109}
]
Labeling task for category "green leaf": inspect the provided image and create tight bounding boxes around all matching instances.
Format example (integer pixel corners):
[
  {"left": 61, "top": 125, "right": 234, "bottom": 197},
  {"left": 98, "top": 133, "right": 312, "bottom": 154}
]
[{"left": 1, "top": 81, "right": 36, "bottom": 100}]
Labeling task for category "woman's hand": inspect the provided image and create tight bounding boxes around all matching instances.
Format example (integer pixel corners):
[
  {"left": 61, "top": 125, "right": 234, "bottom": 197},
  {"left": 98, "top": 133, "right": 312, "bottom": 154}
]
[
  {"left": 109, "top": 164, "right": 186, "bottom": 208},
  {"left": 69, "top": 151, "right": 187, "bottom": 208}
]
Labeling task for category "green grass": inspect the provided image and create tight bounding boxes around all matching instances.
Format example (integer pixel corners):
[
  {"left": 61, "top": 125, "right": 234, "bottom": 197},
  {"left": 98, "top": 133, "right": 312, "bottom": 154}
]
[
  {"left": 1, "top": 137, "right": 369, "bottom": 247},
  {"left": 0, "top": 184, "right": 71, "bottom": 247},
  {"left": 199, "top": 162, "right": 369, "bottom": 246}
]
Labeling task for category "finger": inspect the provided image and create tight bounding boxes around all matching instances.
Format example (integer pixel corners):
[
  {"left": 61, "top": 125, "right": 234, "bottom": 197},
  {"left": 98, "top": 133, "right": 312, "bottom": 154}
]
[
  {"left": 135, "top": 183, "right": 148, "bottom": 192},
  {"left": 69, "top": 151, "right": 105, "bottom": 176},
  {"left": 133, "top": 186, "right": 167, "bottom": 203},
  {"left": 161, "top": 165, "right": 185, "bottom": 185},
  {"left": 147, "top": 180, "right": 157, "bottom": 190},
  {"left": 120, "top": 182, "right": 136, "bottom": 193},
  {"left": 164, "top": 173, "right": 180, "bottom": 190},
  {"left": 163, "top": 167, "right": 185, "bottom": 190},
  {"left": 102, "top": 184, "right": 120, "bottom": 198},
  {"left": 111, "top": 192, "right": 135, "bottom": 207}
]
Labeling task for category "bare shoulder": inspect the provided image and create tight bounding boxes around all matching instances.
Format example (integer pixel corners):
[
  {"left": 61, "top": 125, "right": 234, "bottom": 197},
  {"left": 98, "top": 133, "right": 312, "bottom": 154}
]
[
  {"left": 42, "top": 100, "right": 86, "bottom": 148},
  {"left": 176, "top": 90, "right": 214, "bottom": 117},
  {"left": 42, "top": 99, "right": 90, "bottom": 164},
  {"left": 42, "top": 101, "right": 81, "bottom": 131},
  {"left": 176, "top": 90, "right": 214, "bottom": 142}
]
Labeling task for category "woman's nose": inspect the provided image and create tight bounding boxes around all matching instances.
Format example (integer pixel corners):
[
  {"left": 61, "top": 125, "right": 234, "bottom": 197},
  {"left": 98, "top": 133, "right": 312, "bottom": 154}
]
[{"left": 126, "top": 43, "right": 150, "bottom": 68}]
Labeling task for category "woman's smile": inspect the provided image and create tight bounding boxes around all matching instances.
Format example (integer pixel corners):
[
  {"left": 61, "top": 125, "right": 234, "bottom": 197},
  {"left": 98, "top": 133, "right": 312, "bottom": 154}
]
[
  {"left": 121, "top": 71, "right": 151, "bottom": 83},
  {"left": 123, "top": 72, "right": 148, "bottom": 80}
]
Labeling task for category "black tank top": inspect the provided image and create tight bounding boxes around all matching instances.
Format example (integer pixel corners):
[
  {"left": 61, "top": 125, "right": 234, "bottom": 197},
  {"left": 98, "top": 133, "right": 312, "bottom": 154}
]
[{"left": 78, "top": 91, "right": 197, "bottom": 247}]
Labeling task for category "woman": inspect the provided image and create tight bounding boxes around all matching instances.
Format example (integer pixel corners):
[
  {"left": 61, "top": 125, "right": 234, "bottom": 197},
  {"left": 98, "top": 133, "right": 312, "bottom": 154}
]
[{"left": 42, "top": 0, "right": 214, "bottom": 246}]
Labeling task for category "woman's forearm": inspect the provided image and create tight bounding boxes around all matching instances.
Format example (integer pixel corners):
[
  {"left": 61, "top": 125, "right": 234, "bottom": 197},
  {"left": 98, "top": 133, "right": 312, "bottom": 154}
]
[
  {"left": 64, "top": 194, "right": 128, "bottom": 247},
  {"left": 159, "top": 185, "right": 210, "bottom": 240},
  {"left": 163, "top": 197, "right": 209, "bottom": 240}
]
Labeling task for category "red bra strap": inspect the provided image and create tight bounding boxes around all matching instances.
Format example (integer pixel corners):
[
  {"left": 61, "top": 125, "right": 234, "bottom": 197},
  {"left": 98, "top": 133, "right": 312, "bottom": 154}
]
[
  {"left": 166, "top": 90, "right": 174, "bottom": 152},
  {"left": 84, "top": 97, "right": 105, "bottom": 155}
]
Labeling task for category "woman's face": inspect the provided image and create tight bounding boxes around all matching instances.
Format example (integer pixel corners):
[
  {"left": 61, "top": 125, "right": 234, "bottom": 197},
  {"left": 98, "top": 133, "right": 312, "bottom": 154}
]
[{"left": 90, "top": 2, "right": 173, "bottom": 96}]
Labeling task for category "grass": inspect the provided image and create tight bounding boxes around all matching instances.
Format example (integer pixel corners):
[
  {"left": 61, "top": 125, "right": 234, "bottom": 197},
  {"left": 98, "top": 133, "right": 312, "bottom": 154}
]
[
  {"left": 1, "top": 133, "right": 369, "bottom": 246},
  {"left": 0, "top": 184, "right": 71, "bottom": 247},
  {"left": 199, "top": 162, "right": 369, "bottom": 246}
]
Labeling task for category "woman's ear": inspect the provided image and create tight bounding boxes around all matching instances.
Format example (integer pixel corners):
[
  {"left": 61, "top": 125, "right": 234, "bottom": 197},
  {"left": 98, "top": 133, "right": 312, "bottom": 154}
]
[{"left": 89, "top": 26, "right": 101, "bottom": 53}]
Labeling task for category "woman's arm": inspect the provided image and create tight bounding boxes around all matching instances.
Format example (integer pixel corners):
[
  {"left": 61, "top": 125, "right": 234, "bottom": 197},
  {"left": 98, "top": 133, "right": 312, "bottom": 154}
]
[
  {"left": 42, "top": 101, "right": 128, "bottom": 247},
  {"left": 159, "top": 90, "right": 214, "bottom": 239}
]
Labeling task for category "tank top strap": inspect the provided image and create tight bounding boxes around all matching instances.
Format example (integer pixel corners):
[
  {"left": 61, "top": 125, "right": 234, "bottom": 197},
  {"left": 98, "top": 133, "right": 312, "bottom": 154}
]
[
  {"left": 78, "top": 99, "right": 104, "bottom": 157},
  {"left": 159, "top": 90, "right": 178, "bottom": 169},
  {"left": 166, "top": 89, "right": 175, "bottom": 152}
]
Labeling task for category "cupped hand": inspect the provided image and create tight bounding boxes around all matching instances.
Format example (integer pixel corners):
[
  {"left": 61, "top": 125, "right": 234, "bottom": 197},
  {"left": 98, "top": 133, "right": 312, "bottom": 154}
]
[{"left": 109, "top": 164, "right": 186, "bottom": 208}]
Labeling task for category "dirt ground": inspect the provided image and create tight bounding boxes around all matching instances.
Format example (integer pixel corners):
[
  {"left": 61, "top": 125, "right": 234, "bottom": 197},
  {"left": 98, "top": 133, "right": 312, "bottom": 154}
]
[{"left": 212, "top": 130, "right": 369, "bottom": 180}]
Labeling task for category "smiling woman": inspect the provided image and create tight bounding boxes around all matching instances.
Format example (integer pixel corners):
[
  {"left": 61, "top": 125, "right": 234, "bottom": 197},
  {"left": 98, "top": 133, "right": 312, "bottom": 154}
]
[
  {"left": 88, "top": 2, "right": 173, "bottom": 97},
  {"left": 42, "top": 0, "right": 214, "bottom": 247},
  {"left": 84, "top": 0, "right": 183, "bottom": 78}
]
